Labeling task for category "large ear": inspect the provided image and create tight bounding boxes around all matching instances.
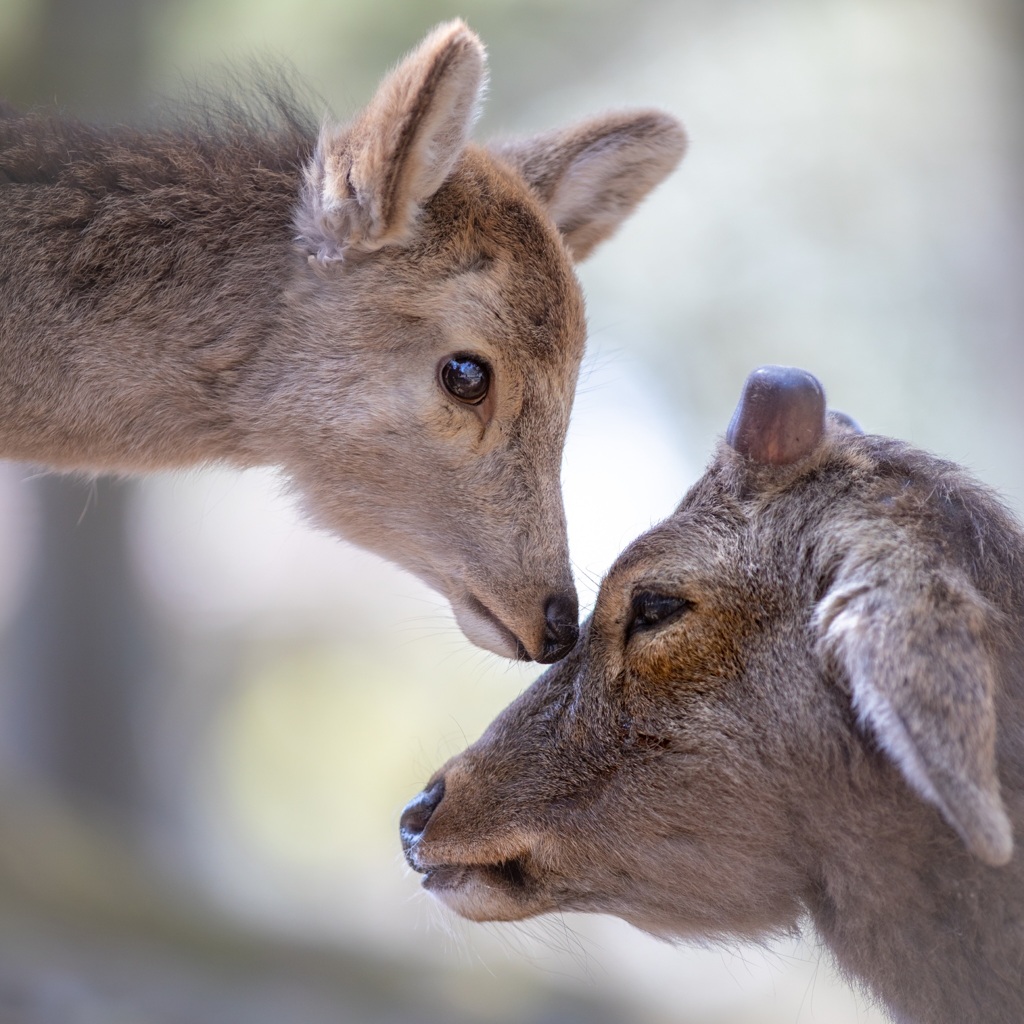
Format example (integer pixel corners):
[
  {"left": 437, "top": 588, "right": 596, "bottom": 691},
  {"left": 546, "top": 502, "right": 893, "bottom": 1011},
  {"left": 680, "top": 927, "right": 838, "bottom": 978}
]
[
  {"left": 491, "top": 110, "right": 686, "bottom": 261},
  {"left": 815, "top": 565, "right": 1013, "bottom": 866},
  {"left": 298, "top": 20, "right": 486, "bottom": 260}
]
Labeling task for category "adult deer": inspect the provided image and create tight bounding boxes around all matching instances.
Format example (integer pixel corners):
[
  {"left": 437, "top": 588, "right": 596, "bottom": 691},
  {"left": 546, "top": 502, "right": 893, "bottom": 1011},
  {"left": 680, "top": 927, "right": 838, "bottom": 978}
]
[
  {"left": 0, "top": 21, "right": 685, "bottom": 662},
  {"left": 403, "top": 367, "right": 1024, "bottom": 1022}
]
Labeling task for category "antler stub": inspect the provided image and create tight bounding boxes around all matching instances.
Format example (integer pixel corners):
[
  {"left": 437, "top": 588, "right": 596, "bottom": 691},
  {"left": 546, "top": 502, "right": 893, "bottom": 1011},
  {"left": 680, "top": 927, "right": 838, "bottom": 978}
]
[{"left": 726, "top": 365, "right": 826, "bottom": 466}]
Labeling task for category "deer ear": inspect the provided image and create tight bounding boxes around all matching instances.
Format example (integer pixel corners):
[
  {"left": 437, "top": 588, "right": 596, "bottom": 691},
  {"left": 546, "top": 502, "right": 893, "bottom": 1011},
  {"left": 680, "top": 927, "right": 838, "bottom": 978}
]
[
  {"left": 816, "top": 568, "right": 1013, "bottom": 866},
  {"left": 299, "top": 20, "right": 486, "bottom": 260},
  {"left": 492, "top": 110, "right": 686, "bottom": 261}
]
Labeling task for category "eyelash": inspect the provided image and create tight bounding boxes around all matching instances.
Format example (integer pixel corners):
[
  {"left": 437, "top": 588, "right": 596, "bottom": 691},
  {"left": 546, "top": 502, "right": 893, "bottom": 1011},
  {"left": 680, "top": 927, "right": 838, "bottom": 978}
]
[{"left": 627, "top": 592, "right": 693, "bottom": 639}]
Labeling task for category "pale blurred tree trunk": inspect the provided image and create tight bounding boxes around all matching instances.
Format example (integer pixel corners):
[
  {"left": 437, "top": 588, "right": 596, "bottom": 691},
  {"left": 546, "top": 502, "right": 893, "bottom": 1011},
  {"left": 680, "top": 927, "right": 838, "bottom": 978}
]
[{"left": 8, "top": 478, "right": 158, "bottom": 824}]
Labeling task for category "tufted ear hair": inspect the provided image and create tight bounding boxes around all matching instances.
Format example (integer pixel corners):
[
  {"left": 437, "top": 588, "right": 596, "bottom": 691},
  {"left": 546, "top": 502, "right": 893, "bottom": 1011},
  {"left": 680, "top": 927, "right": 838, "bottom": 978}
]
[
  {"left": 815, "top": 563, "right": 1013, "bottom": 866},
  {"left": 298, "top": 20, "right": 486, "bottom": 261}
]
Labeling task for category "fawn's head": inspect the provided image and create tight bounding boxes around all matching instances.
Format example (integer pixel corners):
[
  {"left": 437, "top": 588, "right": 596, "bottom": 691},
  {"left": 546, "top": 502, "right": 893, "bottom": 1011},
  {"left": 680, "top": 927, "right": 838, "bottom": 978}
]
[
  {"left": 402, "top": 366, "right": 1021, "bottom": 935},
  {"left": 263, "top": 22, "right": 685, "bottom": 662}
]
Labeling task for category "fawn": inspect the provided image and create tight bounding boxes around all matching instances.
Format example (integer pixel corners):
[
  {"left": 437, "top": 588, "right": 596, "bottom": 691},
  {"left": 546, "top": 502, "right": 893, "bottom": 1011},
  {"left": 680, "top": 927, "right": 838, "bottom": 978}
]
[{"left": 0, "top": 21, "right": 685, "bottom": 661}]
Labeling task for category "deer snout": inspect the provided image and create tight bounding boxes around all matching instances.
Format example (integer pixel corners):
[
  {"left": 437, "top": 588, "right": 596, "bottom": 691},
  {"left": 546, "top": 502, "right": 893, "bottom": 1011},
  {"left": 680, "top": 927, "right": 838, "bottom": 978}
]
[
  {"left": 539, "top": 592, "right": 579, "bottom": 664},
  {"left": 400, "top": 768, "right": 545, "bottom": 921},
  {"left": 400, "top": 777, "right": 445, "bottom": 869},
  {"left": 451, "top": 585, "right": 578, "bottom": 662}
]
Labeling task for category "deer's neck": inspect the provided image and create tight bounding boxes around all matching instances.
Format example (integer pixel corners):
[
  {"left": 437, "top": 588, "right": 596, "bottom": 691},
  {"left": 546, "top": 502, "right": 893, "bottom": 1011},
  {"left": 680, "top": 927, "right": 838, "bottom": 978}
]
[
  {"left": 0, "top": 110, "right": 315, "bottom": 473},
  {"left": 807, "top": 824, "right": 1024, "bottom": 1024}
]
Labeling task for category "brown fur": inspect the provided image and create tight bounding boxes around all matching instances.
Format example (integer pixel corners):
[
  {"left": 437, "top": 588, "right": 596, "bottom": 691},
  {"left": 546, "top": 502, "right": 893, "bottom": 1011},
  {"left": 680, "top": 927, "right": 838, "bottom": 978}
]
[
  {"left": 0, "top": 22, "right": 686, "bottom": 661},
  {"left": 402, "top": 367, "right": 1024, "bottom": 1022}
]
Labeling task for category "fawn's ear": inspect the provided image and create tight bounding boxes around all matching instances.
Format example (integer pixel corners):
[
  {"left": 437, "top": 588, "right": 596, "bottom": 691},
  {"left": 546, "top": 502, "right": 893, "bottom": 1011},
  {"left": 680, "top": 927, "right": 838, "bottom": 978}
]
[
  {"left": 815, "top": 565, "right": 1013, "bottom": 866},
  {"left": 299, "top": 20, "right": 486, "bottom": 260},
  {"left": 492, "top": 110, "right": 686, "bottom": 261}
]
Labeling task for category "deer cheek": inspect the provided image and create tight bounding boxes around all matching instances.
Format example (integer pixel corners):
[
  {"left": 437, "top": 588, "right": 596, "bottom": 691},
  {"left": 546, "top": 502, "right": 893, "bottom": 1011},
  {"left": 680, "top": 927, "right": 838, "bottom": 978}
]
[
  {"left": 627, "top": 635, "right": 685, "bottom": 683},
  {"left": 629, "top": 624, "right": 743, "bottom": 703}
]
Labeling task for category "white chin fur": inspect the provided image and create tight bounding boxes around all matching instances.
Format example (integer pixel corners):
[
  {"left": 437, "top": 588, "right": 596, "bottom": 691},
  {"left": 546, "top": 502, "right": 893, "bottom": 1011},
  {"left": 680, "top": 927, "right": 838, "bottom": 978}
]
[
  {"left": 431, "top": 872, "right": 523, "bottom": 923},
  {"left": 451, "top": 601, "right": 519, "bottom": 659}
]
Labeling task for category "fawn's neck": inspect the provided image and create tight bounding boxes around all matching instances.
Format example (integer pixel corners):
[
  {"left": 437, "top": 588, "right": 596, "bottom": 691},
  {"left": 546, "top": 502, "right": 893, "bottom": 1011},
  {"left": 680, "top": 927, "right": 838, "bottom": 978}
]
[{"left": 0, "top": 109, "right": 315, "bottom": 473}]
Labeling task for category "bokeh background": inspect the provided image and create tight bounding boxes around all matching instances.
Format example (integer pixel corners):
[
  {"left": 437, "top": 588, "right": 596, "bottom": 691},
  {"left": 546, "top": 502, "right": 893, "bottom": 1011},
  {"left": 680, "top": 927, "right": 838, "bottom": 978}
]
[{"left": 1, "top": 0, "right": 1022, "bottom": 1021}]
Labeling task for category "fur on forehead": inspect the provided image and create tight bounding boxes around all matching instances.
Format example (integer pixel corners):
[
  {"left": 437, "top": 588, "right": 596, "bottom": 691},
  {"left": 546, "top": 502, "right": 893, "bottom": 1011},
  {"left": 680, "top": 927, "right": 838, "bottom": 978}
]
[
  {"left": 713, "top": 412, "right": 880, "bottom": 505},
  {"left": 705, "top": 417, "right": 1016, "bottom": 584},
  {"left": 416, "top": 149, "right": 588, "bottom": 359}
]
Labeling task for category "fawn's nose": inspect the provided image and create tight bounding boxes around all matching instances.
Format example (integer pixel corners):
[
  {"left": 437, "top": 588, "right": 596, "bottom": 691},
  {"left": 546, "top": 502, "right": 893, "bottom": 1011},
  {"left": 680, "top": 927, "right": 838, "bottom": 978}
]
[
  {"left": 400, "top": 778, "right": 445, "bottom": 867},
  {"left": 538, "top": 592, "right": 579, "bottom": 664}
]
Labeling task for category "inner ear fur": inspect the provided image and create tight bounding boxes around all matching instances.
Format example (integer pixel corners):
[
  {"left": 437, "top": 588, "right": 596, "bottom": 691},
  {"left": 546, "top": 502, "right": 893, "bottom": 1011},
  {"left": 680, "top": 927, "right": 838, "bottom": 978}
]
[
  {"left": 298, "top": 20, "right": 486, "bottom": 261},
  {"left": 815, "top": 559, "right": 1013, "bottom": 866},
  {"left": 491, "top": 110, "right": 686, "bottom": 261}
]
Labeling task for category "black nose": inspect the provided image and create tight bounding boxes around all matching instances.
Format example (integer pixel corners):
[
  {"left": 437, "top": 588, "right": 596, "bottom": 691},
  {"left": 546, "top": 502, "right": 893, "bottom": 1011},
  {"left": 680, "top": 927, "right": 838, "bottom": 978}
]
[
  {"left": 538, "top": 592, "right": 579, "bottom": 664},
  {"left": 400, "top": 778, "right": 445, "bottom": 867}
]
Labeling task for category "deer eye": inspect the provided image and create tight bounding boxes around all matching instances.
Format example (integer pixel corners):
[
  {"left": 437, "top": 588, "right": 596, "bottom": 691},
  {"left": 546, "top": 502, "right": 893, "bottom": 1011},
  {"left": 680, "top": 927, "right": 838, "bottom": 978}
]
[
  {"left": 439, "top": 354, "right": 490, "bottom": 405},
  {"left": 627, "top": 592, "right": 693, "bottom": 639}
]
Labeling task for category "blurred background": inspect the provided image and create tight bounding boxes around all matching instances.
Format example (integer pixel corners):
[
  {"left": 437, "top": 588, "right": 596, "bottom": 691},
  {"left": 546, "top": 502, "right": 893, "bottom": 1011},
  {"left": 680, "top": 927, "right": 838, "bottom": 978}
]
[{"left": 1, "top": 0, "right": 1022, "bottom": 1021}]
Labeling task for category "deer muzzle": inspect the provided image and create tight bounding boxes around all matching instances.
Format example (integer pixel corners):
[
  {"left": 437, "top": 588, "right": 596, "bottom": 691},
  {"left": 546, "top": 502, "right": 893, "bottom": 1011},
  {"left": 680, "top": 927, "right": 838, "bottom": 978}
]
[
  {"left": 452, "top": 587, "right": 578, "bottom": 663},
  {"left": 400, "top": 768, "right": 548, "bottom": 921}
]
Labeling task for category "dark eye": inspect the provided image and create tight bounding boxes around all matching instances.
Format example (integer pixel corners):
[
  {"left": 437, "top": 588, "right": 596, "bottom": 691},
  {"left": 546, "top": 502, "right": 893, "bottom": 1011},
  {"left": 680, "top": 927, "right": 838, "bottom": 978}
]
[
  {"left": 627, "top": 592, "right": 693, "bottom": 639},
  {"left": 439, "top": 354, "right": 490, "bottom": 405}
]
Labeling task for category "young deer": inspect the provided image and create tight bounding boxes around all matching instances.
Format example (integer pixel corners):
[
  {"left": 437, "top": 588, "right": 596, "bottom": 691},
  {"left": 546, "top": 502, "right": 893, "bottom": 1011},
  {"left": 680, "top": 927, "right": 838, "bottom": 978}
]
[
  {"left": 402, "top": 366, "right": 1024, "bottom": 1023},
  {"left": 0, "top": 21, "right": 685, "bottom": 662}
]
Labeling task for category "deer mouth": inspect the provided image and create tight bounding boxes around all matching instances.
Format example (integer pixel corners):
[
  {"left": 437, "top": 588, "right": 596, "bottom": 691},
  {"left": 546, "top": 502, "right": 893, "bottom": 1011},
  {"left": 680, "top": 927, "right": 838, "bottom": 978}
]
[
  {"left": 422, "top": 855, "right": 529, "bottom": 893},
  {"left": 453, "top": 593, "right": 531, "bottom": 661},
  {"left": 416, "top": 854, "right": 539, "bottom": 921}
]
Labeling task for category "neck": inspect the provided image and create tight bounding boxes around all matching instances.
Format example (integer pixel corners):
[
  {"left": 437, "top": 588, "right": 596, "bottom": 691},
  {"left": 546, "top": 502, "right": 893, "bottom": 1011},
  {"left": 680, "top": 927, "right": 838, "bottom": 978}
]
[
  {"left": 0, "top": 106, "right": 313, "bottom": 473},
  {"left": 806, "top": 814, "right": 1024, "bottom": 1023}
]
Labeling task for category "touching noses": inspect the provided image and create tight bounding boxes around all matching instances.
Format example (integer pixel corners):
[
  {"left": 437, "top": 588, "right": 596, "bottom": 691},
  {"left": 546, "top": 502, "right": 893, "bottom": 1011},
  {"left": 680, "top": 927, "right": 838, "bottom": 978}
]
[
  {"left": 400, "top": 777, "right": 445, "bottom": 868},
  {"left": 539, "top": 592, "right": 578, "bottom": 664}
]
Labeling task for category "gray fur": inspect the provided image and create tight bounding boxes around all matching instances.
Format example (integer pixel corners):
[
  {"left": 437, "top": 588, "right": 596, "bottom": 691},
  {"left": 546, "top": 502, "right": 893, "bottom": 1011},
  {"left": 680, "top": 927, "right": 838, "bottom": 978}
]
[{"left": 403, "top": 367, "right": 1024, "bottom": 1023}]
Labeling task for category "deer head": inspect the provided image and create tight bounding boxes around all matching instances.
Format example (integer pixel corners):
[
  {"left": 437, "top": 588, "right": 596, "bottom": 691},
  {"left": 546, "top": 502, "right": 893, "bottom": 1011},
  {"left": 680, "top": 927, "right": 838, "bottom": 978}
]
[
  {"left": 272, "top": 21, "right": 687, "bottom": 661},
  {"left": 402, "top": 366, "right": 1019, "bottom": 943}
]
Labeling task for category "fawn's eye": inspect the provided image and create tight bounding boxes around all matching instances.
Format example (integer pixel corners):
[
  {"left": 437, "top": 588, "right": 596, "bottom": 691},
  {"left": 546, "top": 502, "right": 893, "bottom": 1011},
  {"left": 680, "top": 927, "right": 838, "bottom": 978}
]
[
  {"left": 627, "top": 592, "right": 693, "bottom": 639},
  {"left": 439, "top": 355, "right": 490, "bottom": 405}
]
